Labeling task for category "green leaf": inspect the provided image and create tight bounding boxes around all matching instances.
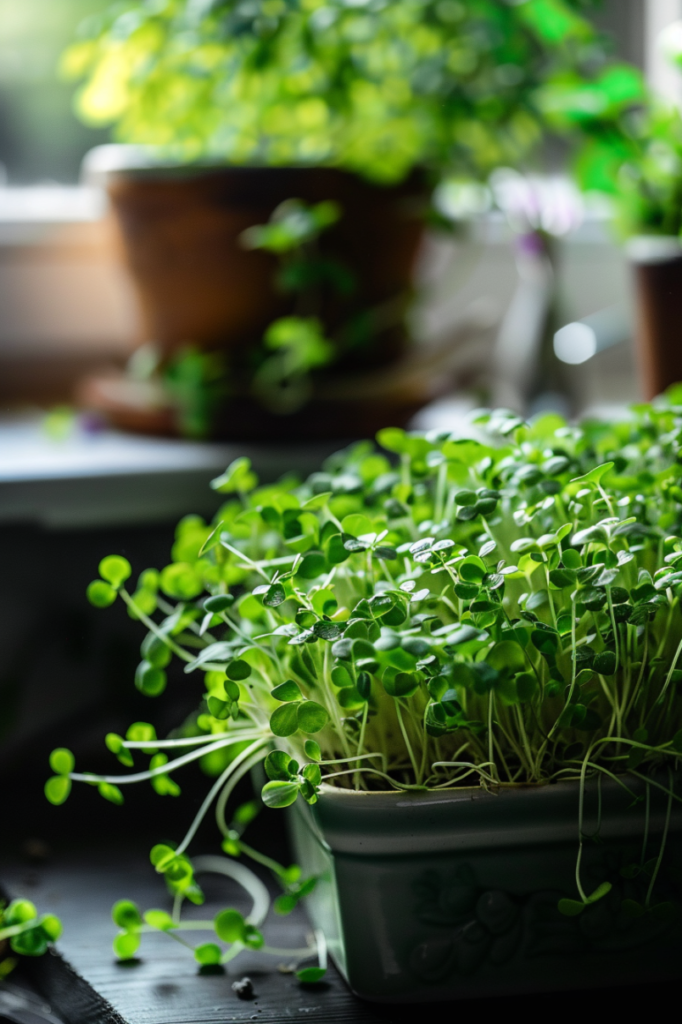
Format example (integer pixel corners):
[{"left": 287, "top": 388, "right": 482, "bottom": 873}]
[
  {"left": 313, "top": 621, "right": 343, "bottom": 641},
  {"left": 264, "top": 750, "right": 297, "bottom": 781},
  {"left": 586, "top": 881, "right": 612, "bottom": 904},
  {"left": 297, "top": 701, "right": 330, "bottom": 733},
  {"left": 233, "top": 801, "right": 259, "bottom": 827},
  {"left": 44, "top": 776, "right": 71, "bottom": 805},
  {"left": 270, "top": 703, "right": 300, "bottom": 736},
  {"left": 4, "top": 900, "right": 37, "bottom": 926},
  {"left": 296, "top": 552, "right": 327, "bottom": 579},
  {"left": 204, "top": 594, "right": 235, "bottom": 613},
  {"left": 207, "top": 696, "right": 230, "bottom": 720},
  {"left": 263, "top": 583, "right": 287, "bottom": 607},
  {"left": 570, "top": 462, "right": 614, "bottom": 486},
  {"left": 113, "top": 932, "right": 140, "bottom": 960},
  {"left": 112, "top": 900, "right": 142, "bottom": 930},
  {"left": 127, "top": 722, "right": 157, "bottom": 752},
  {"left": 10, "top": 927, "right": 48, "bottom": 957},
  {"left": 99, "top": 555, "right": 132, "bottom": 588},
  {"left": 49, "top": 748, "right": 74, "bottom": 775},
  {"left": 557, "top": 898, "right": 585, "bottom": 917},
  {"left": 377, "top": 427, "right": 408, "bottom": 454},
  {"left": 297, "top": 967, "right": 326, "bottom": 983},
  {"left": 98, "top": 782, "right": 124, "bottom": 805},
  {"left": 226, "top": 659, "right": 251, "bottom": 681},
  {"left": 458, "top": 556, "right": 487, "bottom": 583},
  {"left": 135, "top": 661, "right": 167, "bottom": 697},
  {"left": 304, "top": 740, "right": 322, "bottom": 761},
  {"left": 210, "top": 457, "right": 257, "bottom": 494},
  {"left": 195, "top": 943, "right": 222, "bottom": 965},
  {"left": 87, "top": 580, "right": 117, "bottom": 608},
  {"left": 331, "top": 665, "right": 353, "bottom": 688},
  {"left": 272, "top": 679, "right": 302, "bottom": 702},
  {"left": 549, "top": 568, "right": 576, "bottom": 588},
  {"left": 383, "top": 672, "right": 419, "bottom": 698},
  {"left": 160, "top": 562, "right": 203, "bottom": 600},
  {"left": 39, "top": 915, "right": 62, "bottom": 942},
  {"left": 302, "top": 762, "right": 322, "bottom": 786},
  {"left": 262, "top": 780, "right": 300, "bottom": 808},
  {"left": 593, "top": 651, "right": 617, "bottom": 676},
  {"left": 214, "top": 908, "right": 245, "bottom": 943},
  {"left": 242, "top": 924, "right": 264, "bottom": 949},
  {"left": 302, "top": 492, "right": 332, "bottom": 510},
  {"left": 144, "top": 909, "right": 174, "bottom": 931},
  {"left": 516, "top": 672, "right": 538, "bottom": 702},
  {"left": 312, "top": 589, "right": 338, "bottom": 617}
]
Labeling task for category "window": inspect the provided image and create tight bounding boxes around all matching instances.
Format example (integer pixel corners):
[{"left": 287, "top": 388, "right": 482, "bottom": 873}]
[{"left": 0, "top": 0, "right": 110, "bottom": 184}]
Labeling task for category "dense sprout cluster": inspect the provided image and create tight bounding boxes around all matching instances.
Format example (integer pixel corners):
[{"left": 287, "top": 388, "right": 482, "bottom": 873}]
[
  {"left": 48, "top": 396, "right": 682, "bottom": 954},
  {"left": 62, "top": 0, "right": 640, "bottom": 183},
  {"left": 62, "top": 396, "right": 682, "bottom": 799}
]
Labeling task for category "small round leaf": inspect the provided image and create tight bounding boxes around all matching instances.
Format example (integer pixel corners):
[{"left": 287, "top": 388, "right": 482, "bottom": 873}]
[
  {"left": 297, "top": 701, "right": 330, "bottom": 734},
  {"left": 304, "top": 740, "right": 321, "bottom": 761},
  {"left": 214, "top": 909, "right": 245, "bottom": 943},
  {"left": 195, "top": 943, "right": 222, "bottom": 965},
  {"left": 227, "top": 660, "right": 251, "bottom": 681},
  {"left": 262, "top": 780, "right": 300, "bottom": 808},
  {"left": 204, "top": 594, "right": 235, "bottom": 613},
  {"left": 87, "top": 580, "right": 117, "bottom": 608},
  {"left": 113, "top": 931, "right": 140, "bottom": 960},
  {"left": 271, "top": 680, "right": 302, "bottom": 702},
  {"left": 112, "top": 900, "right": 142, "bottom": 930},
  {"left": 45, "top": 776, "right": 71, "bottom": 805},
  {"left": 270, "top": 703, "right": 300, "bottom": 737},
  {"left": 49, "top": 748, "right": 74, "bottom": 775},
  {"left": 99, "top": 555, "right": 132, "bottom": 588}
]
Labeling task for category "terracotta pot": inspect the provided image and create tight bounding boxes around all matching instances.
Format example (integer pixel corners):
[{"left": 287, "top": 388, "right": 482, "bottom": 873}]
[
  {"left": 107, "top": 164, "right": 426, "bottom": 366},
  {"left": 629, "top": 237, "right": 682, "bottom": 399},
  {"left": 82, "top": 161, "right": 432, "bottom": 438}
]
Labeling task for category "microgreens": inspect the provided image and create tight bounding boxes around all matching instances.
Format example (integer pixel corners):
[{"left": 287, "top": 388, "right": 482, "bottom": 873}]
[
  {"left": 0, "top": 899, "right": 62, "bottom": 979},
  {"left": 49, "top": 393, "right": 682, "bottom": 962}
]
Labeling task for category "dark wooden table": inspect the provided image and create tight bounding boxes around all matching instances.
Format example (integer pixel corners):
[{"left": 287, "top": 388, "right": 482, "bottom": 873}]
[{"left": 1, "top": 848, "right": 677, "bottom": 1024}]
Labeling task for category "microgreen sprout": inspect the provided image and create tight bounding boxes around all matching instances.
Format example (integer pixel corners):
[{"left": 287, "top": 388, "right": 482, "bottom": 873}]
[
  {"left": 49, "top": 393, "right": 682, "bottom": 964},
  {"left": 0, "top": 900, "right": 62, "bottom": 979}
]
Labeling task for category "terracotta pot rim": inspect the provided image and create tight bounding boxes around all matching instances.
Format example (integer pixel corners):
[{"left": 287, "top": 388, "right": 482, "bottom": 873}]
[{"left": 627, "top": 234, "right": 682, "bottom": 265}]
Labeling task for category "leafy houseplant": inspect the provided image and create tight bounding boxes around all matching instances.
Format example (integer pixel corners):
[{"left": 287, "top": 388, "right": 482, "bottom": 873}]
[
  {"left": 605, "top": 102, "right": 682, "bottom": 401},
  {"left": 68, "top": 0, "right": 645, "bottom": 438},
  {"left": 46, "top": 396, "right": 682, "bottom": 996}
]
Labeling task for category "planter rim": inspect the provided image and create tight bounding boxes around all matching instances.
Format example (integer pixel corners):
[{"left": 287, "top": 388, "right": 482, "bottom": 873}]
[
  {"left": 298, "top": 774, "right": 680, "bottom": 856},
  {"left": 80, "top": 143, "right": 367, "bottom": 185},
  {"left": 626, "top": 234, "right": 682, "bottom": 264}
]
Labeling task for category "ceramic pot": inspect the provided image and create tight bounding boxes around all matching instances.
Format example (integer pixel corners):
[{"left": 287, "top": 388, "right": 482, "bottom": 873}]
[
  {"left": 289, "top": 776, "right": 682, "bottom": 1002},
  {"left": 629, "top": 237, "right": 682, "bottom": 399}
]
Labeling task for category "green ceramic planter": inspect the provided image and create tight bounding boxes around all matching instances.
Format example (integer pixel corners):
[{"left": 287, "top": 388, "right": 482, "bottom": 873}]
[{"left": 289, "top": 776, "right": 682, "bottom": 1001}]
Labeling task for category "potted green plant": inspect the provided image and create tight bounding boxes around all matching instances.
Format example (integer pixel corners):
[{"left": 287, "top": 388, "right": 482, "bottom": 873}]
[
  {"left": 64, "top": 0, "right": 643, "bottom": 437},
  {"left": 611, "top": 104, "right": 682, "bottom": 400},
  {"left": 47, "top": 397, "right": 682, "bottom": 999}
]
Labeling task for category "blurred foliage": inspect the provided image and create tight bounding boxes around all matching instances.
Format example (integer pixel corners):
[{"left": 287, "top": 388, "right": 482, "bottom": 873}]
[
  {"left": 62, "top": 0, "right": 644, "bottom": 184},
  {"left": 611, "top": 104, "right": 682, "bottom": 239}
]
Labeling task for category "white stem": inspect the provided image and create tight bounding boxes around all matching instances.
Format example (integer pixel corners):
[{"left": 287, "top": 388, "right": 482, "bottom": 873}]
[{"left": 193, "top": 855, "right": 270, "bottom": 926}]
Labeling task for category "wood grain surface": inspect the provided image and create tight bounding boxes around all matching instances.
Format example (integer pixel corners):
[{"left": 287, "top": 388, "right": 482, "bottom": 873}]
[{"left": 1, "top": 849, "right": 677, "bottom": 1023}]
